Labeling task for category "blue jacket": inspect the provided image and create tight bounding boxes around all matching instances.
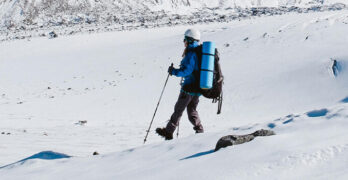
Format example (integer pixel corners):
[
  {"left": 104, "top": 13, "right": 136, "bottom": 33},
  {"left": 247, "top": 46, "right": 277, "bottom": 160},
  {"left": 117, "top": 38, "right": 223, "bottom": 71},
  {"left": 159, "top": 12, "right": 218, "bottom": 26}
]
[{"left": 172, "top": 41, "right": 201, "bottom": 95}]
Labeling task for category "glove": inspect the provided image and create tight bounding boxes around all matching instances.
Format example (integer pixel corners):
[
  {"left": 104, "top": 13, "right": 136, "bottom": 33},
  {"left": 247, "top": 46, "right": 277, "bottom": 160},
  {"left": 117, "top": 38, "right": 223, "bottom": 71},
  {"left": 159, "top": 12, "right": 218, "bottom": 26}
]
[{"left": 168, "top": 66, "right": 174, "bottom": 76}]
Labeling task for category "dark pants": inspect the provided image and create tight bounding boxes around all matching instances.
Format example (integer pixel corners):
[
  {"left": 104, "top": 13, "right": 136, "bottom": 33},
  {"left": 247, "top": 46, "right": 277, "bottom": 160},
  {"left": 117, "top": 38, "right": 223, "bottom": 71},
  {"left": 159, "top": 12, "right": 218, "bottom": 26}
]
[{"left": 166, "top": 91, "right": 203, "bottom": 134}]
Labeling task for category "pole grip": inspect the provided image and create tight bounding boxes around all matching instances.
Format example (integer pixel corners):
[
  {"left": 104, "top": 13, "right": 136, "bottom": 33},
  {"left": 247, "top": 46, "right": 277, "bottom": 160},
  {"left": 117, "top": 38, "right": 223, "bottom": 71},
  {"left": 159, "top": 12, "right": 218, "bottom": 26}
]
[{"left": 168, "top": 63, "right": 174, "bottom": 76}]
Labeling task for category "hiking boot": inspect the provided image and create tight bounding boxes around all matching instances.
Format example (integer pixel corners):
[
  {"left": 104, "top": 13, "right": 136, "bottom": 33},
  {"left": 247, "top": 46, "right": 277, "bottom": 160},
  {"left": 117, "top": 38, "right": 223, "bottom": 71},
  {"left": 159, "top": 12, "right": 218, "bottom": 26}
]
[
  {"left": 156, "top": 127, "right": 173, "bottom": 140},
  {"left": 193, "top": 126, "right": 204, "bottom": 133}
]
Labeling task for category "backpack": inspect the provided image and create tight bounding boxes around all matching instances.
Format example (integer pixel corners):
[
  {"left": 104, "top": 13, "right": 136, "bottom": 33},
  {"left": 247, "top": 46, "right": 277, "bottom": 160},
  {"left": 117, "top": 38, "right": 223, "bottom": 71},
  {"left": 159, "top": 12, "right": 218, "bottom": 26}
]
[{"left": 183, "top": 45, "right": 224, "bottom": 114}]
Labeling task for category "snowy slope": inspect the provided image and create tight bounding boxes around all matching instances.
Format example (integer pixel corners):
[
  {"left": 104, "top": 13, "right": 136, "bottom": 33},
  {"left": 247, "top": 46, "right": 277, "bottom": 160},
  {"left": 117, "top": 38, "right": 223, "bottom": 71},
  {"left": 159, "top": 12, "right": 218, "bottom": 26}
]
[
  {"left": 1, "top": 103, "right": 348, "bottom": 179},
  {"left": 1, "top": 9, "right": 348, "bottom": 179},
  {"left": 1, "top": 0, "right": 347, "bottom": 42}
]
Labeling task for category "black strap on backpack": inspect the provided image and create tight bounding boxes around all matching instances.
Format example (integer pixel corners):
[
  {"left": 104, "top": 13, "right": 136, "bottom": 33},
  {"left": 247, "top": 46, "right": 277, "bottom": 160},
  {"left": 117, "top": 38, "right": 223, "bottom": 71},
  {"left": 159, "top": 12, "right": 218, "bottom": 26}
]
[
  {"left": 217, "top": 91, "right": 223, "bottom": 114},
  {"left": 212, "top": 91, "right": 223, "bottom": 114},
  {"left": 211, "top": 49, "right": 223, "bottom": 114}
]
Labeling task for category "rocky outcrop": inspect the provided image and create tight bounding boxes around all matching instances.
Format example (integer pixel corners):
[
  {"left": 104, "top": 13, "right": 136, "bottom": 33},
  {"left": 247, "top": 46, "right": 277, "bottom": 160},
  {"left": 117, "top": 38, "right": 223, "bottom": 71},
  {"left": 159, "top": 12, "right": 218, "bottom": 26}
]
[
  {"left": 0, "top": 1, "right": 347, "bottom": 42},
  {"left": 215, "top": 129, "right": 275, "bottom": 151},
  {"left": 1, "top": 0, "right": 347, "bottom": 29}
]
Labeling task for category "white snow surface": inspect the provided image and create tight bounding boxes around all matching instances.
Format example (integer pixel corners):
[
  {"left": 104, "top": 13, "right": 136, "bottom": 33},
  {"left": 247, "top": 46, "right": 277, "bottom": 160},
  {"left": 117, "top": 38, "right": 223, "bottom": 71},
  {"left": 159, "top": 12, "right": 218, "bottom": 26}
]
[
  {"left": 1, "top": 10, "right": 348, "bottom": 179},
  {"left": 1, "top": 0, "right": 348, "bottom": 28},
  {"left": 1, "top": 0, "right": 347, "bottom": 42}
]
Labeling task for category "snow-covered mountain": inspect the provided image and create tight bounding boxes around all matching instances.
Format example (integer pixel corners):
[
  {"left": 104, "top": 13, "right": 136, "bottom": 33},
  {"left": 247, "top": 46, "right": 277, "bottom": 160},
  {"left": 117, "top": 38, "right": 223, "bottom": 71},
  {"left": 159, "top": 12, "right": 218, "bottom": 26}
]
[
  {"left": 1, "top": 0, "right": 347, "bottom": 42},
  {"left": 0, "top": 7, "right": 348, "bottom": 179},
  {"left": 1, "top": 0, "right": 347, "bottom": 25}
]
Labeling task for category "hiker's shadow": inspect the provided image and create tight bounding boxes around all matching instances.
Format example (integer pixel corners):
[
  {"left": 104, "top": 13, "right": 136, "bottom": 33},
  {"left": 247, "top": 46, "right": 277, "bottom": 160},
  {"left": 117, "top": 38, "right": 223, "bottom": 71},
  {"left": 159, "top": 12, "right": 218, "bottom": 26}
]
[{"left": 180, "top": 149, "right": 215, "bottom": 160}]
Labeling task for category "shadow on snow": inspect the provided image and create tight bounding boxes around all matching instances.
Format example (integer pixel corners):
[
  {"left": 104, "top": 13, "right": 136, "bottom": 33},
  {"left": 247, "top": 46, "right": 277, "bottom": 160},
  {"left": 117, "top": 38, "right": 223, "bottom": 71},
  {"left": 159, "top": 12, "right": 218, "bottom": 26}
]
[
  {"left": 180, "top": 149, "right": 215, "bottom": 160},
  {"left": 0, "top": 151, "right": 71, "bottom": 169}
]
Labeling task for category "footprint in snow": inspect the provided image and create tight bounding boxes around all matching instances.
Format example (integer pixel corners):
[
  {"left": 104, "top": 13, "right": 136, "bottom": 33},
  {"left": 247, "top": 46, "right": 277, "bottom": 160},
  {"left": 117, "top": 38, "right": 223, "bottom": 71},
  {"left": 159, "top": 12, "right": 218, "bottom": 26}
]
[
  {"left": 268, "top": 113, "right": 301, "bottom": 129},
  {"left": 268, "top": 123, "right": 276, "bottom": 129},
  {"left": 340, "top": 96, "right": 348, "bottom": 103},
  {"left": 306, "top": 109, "right": 329, "bottom": 117},
  {"left": 283, "top": 118, "right": 294, "bottom": 124}
]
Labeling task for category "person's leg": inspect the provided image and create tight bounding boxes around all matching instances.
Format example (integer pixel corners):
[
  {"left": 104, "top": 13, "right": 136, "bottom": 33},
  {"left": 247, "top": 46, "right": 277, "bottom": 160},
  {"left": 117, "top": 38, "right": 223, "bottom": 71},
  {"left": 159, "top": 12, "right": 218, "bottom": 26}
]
[
  {"left": 187, "top": 95, "right": 203, "bottom": 133},
  {"left": 166, "top": 92, "right": 192, "bottom": 134}
]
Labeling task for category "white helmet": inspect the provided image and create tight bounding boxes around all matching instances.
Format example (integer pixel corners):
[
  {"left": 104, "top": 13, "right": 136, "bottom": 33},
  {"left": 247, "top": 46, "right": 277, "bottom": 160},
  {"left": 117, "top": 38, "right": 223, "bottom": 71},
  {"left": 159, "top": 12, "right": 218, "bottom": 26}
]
[{"left": 185, "top": 28, "right": 200, "bottom": 41}]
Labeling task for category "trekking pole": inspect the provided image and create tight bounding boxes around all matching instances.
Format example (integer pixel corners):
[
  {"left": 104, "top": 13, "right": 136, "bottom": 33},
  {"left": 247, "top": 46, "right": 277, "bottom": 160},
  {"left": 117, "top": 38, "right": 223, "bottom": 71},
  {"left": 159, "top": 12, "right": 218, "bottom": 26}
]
[
  {"left": 176, "top": 123, "right": 180, "bottom": 138},
  {"left": 144, "top": 63, "right": 174, "bottom": 144}
]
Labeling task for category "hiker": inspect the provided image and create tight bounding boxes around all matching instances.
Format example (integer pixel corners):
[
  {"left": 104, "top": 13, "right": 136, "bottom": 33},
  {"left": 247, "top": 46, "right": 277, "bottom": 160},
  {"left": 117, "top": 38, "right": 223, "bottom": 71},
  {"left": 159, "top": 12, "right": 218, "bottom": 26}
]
[{"left": 156, "top": 29, "right": 204, "bottom": 140}]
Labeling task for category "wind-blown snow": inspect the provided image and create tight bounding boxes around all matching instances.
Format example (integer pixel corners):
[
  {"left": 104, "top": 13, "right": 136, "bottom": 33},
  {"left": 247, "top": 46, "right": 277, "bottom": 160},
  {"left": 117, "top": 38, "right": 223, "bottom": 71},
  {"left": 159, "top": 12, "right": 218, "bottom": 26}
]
[{"left": 0, "top": 9, "right": 348, "bottom": 179}]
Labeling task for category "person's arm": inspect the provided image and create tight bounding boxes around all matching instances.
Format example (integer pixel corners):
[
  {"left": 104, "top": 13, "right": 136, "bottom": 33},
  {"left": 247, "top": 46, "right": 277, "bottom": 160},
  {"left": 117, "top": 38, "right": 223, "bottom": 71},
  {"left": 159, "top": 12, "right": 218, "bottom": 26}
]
[{"left": 172, "top": 53, "right": 196, "bottom": 77}]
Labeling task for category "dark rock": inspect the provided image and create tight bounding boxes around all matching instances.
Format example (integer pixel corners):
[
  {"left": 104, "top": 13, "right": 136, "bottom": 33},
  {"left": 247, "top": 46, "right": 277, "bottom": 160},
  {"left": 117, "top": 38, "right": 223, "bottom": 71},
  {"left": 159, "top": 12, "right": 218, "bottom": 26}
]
[
  {"left": 215, "top": 129, "right": 275, "bottom": 151},
  {"left": 252, "top": 129, "right": 275, "bottom": 136},
  {"left": 48, "top": 31, "right": 58, "bottom": 39},
  {"left": 262, "top": 32, "right": 268, "bottom": 38},
  {"left": 332, "top": 59, "right": 338, "bottom": 76},
  {"left": 93, "top": 151, "right": 99, "bottom": 155},
  {"left": 76, "top": 120, "right": 87, "bottom": 125}
]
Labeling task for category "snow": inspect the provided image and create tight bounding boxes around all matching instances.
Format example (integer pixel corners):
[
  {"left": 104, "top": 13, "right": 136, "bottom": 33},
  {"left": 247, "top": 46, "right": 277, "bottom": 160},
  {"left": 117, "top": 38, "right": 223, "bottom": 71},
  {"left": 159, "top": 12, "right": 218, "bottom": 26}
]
[
  {"left": 1, "top": 9, "right": 348, "bottom": 179},
  {"left": 1, "top": 0, "right": 348, "bottom": 42}
]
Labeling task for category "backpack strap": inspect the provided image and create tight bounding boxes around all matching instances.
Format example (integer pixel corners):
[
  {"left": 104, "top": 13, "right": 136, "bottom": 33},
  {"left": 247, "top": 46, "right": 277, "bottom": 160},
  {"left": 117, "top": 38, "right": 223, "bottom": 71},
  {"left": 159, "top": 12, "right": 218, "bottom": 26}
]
[
  {"left": 217, "top": 91, "right": 223, "bottom": 114},
  {"left": 214, "top": 48, "right": 224, "bottom": 83},
  {"left": 213, "top": 48, "right": 223, "bottom": 114}
]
